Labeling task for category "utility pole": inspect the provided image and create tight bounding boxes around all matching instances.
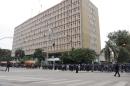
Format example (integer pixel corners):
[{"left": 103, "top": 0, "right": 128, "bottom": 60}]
[
  {"left": 0, "top": 37, "right": 13, "bottom": 40},
  {"left": 0, "top": 36, "right": 13, "bottom": 48},
  {"left": 46, "top": 28, "right": 55, "bottom": 65}
]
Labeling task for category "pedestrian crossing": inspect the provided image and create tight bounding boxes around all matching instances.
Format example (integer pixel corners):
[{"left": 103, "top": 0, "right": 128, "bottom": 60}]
[
  {"left": 67, "top": 81, "right": 94, "bottom": 86},
  {"left": 87, "top": 81, "right": 114, "bottom": 86},
  {"left": 112, "top": 81, "right": 128, "bottom": 86},
  {"left": 49, "top": 80, "right": 128, "bottom": 86},
  {"left": 51, "top": 80, "right": 81, "bottom": 84},
  {"left": 0, "top": 75, "right": 128, "bottom": 86},
  {"left": 28, "top": 78, "right": 129, "bottom": 86}
]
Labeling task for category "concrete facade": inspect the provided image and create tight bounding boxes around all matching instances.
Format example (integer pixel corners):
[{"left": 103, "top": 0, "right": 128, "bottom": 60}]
[{"left": 12, "top": 0, "right": 101, "bottom": 56}]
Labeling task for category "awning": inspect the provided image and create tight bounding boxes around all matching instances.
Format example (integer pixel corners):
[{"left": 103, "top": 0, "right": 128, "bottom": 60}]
[
  {"left": 0, "top": 61, "right": 7, "bottom": 64},
  {"left": 47, "top": 58, "right": 60, "bottom": 61},
  {"left": 10, "top": 61, "right": 17, "bottom": 63},
  {"left": 24, "top": 60, "right": 36, "bottom": 64}
]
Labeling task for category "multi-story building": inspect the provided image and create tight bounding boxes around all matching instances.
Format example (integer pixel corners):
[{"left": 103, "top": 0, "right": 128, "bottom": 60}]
[{"left": 12, "top": 0, "right": 101, "bottom": 57}]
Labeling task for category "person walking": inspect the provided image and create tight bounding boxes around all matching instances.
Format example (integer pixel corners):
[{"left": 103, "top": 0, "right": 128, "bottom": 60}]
[
  {"left": 114, "top": 63, "right": 120, "bottom": 77},
  {"left": 5, "top": 61, "right": 10, "bottom": 72},
  {"left": 75, "top": 65, "right": 79, "bottom": 73}
]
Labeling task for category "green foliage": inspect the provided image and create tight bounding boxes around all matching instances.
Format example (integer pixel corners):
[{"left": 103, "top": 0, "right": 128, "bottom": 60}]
[
  {"left": 103, "top": 30, "right": 130, "bottom": 63},
  {"left": 0, "top": 56, "right": 12, "bottom": 61},
  {"left": 101, "top": 44, "right": 111, "bottom": 62},
  {"left": 60, "top": 52, "right": 74, "bottom": 64},
  {"left": 0, "top": 49, "right": 12, "bottom": 61},
  {"left": 61, "top": 48, "right": 97, "bottom": 64},
  {"left": 117, "top": 47, "right": 130, "bottom": 63},
  {"left": 19, "top": 55, "right": 34, "bottom": 64},
  {"left": 108, "top": 30, "right": 129, "bottom": 46},
  {"left": 126, "top": 35, "right": 130, "bottom": 52},
  {"left": 33, "top": 48, "right": 45, "bottom": 62},
  {"left": 15, "top": 49, "right": 25, "bottom": 58}
]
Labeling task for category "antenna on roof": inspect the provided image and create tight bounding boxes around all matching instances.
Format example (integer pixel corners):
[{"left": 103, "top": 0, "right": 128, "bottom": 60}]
[
  {"left": 30, "top": 9, "right": 33, "bottom": 18},
  {"left": 38, "top": 0, "right": 43, "bottom": 13}
]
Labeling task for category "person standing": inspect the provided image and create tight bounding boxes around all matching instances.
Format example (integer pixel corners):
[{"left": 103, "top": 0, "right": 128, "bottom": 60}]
[
  {"left": 75, "top": 65, "right": 79, "bottom": 73},
  {"left": 114, "top": 63, "right": 120, "bottom": 77},
  {"left": 5, "top": 61, "right": 10, "bottom": 72}
]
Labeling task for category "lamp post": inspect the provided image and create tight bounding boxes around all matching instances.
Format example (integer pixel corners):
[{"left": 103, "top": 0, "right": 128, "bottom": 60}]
[
  {"left": 46, "top": 28, "right": 55, "bottom": 66},
  {"left": 67, "top": 34, "right": 73, "bottom": 51},
  {"left": 52, "top": 31, "right": 55, "bottom": 70},
  {"left": 45, "top": 29, "right": 52, "bottom": 65}
]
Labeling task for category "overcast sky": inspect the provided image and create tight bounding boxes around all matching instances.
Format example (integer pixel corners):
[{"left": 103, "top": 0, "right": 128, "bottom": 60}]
[{"left": 0, "top": 0, "right": 130, "bottom": 50}]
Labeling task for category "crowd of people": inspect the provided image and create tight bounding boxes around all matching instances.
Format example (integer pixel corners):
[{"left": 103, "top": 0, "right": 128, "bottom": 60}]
[
  {"left": 42, "top": 63, "right": 130, "bottom": 73},
  {"left": 0, "top": 61, "right": 130, "bottom": 74}
]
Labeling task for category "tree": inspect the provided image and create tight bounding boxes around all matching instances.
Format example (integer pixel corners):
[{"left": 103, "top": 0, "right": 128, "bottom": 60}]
[
  {"left": 101, "top": 44, "right": 111, "bottom": 62},
  {"left": 15, "top": 49, "right": 25, "bottom": 60},
  {"left": 22, "top": 55, "right": 33, "bottom": 61},
  {"left": 104, "top": 30, "right": 130, "bottom": 63},
  {"left": 125, "top": 35, "right": 130, "bottom": 52},
  {"left": 0, "top": 49, "right": 12, "bottom": 61},
  {"left": 60, "top": 52, "right": 74, "bottom": 64},
  {"left": 117, "top": 47, "right": 130, "bottom": 63},
  {"left": 106, "top": 41, "right": 119, "bottom": 61},
  {"left": 61, "top": 48, "right": 97, "bottom": 64},
  {"left": 108, "top": 30, "right": 129, "bottom": 46},
  {"left": 33, "top": 48, "right": 45, "bottom": 63}
]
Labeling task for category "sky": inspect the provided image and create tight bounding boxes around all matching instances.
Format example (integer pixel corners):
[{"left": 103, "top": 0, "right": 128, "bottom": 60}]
[{"left": 0, "top": 0, "right": 130, "bottom": 50}]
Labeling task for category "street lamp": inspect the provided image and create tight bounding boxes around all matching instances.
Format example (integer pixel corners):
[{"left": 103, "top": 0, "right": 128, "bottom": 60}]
[
  {"left": 67, "top": 34, "right": 73, "bottom": 51},
  {"left": 46, "top": 28, "right": 55, "bottom": 65},
  {"left": 45, "top": 30, "right": 51, "bottom": 65}
]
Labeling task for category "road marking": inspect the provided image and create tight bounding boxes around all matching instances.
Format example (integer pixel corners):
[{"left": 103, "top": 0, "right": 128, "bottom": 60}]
[
  {"left": 0, "top": 76, "right": 49, "bottom": 82},
  {"left": 88, "top": 80, "right": 113, "bottom": 86},
  {"left": 0, "top": 81, "right": 20, "bottom": 86},
  {"left": 43, "top": 79, "right": 68, "bottom": 82},
  {"left": 0, "top": 77, "right": 38, "bottom": 82},
  {"left": 0, "top": 75, "right": 69, "bottom": 84},
  {"left": 51, "top": 80, "right": 81, "bottom": 84},
  {"left": 32, "top": 79, "right": 68, "bottom": 83},
  {"left": 112, "top": 81, "right": 128, "bottom": 86},
  {"left": 67, "top": 81, "right": 94, "bottom": 86}
]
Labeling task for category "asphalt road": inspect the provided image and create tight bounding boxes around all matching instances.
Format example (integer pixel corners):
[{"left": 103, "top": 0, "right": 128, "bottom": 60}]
[{"left": 0, "top": 67, "right": 130, "bottom": 86}]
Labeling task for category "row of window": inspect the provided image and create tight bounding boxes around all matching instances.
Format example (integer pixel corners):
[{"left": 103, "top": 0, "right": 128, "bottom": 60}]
[
  {"left": 15, "top": 0, "right": 80, "bottom": 32},
  {"left": 43, "top": 6, "right": 80, "bottom": 21},
  {"left": 15, "top": 12, "right": 80, "bottom": 38},
  {"left": 43, "top": 0, "right": 80, "bottom": 16},
  {"left": 14, "top": 29, "right": 81, "bottom": 46},
  {"left": 14, "top": 32, "right": 81, "bottom": 48},
  {"left": 14, "top": 19, "right": 80, "bottom": 42},
  {"left": 47, "top": 42, "right": 81, "bottom": 51},
  {"left": 14, "top": 27, "right": 80, "bottom": 45},
  {"left": 23, "top": 41, "right": 81, "bottom": 53}
]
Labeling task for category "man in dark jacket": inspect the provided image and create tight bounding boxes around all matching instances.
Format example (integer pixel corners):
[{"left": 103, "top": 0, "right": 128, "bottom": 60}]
[
  {"left": 75, "top": 65, "right": 79, "bottom": 73},
  {"left": 5, "top": 61, "right": 10, "bottom": 72},
  {"left": 114, "top": 63, "right": 120, "bottom": 77}
]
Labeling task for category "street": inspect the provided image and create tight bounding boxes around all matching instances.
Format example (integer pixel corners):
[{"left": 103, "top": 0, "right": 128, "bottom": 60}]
[{"left": 0, "top": 67, "right": 130, "bottom": 86}]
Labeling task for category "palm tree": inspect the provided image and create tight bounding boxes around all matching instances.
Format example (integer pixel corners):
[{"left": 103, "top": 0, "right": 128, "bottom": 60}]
[
  {"left": 106, "top": 41, "right": 119, "bottom": 62},
  {"left": 101, "top": 44, "right": 111, "bottom": 62},
  {"left": 103, "top": 30, "right": 130, "bottom": 63}
]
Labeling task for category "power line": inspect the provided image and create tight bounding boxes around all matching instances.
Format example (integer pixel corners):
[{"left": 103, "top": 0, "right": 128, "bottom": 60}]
[{"left": 0, "top": 37, "right": 13, "bottom": 40}]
